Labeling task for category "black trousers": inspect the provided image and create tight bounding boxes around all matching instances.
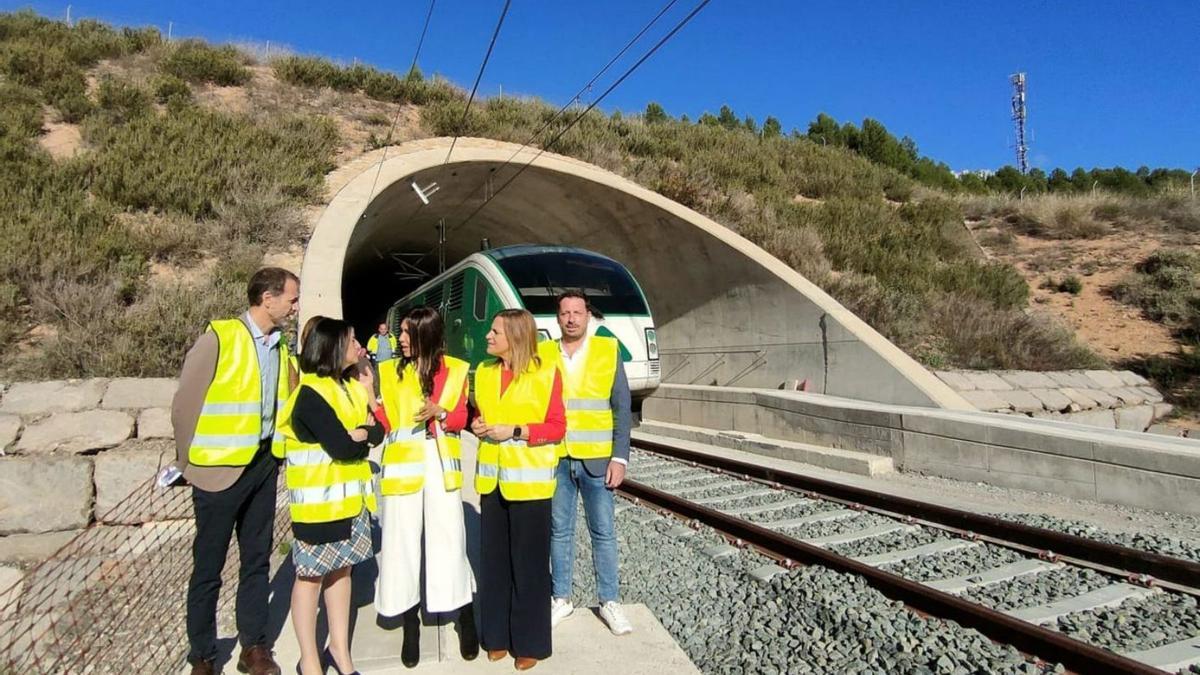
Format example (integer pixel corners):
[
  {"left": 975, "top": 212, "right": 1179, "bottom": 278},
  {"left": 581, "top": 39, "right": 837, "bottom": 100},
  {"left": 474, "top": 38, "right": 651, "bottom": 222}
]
[
  {"left": 186, "top": 447, "right": 279, "bottom": 664},
  {"left": 479, "top": 491, "right": 552, "bottom": 659}
]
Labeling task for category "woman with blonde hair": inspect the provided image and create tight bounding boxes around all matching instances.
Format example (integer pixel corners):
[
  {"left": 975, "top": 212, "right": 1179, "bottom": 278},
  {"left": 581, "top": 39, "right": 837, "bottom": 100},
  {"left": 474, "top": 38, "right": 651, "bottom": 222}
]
[
  {"left": 375, "top": 307, "right": 477, "bottom": 667},
  {"left": 471, "top": 309, "right": 565, "bottom": 671},
  {"left": 279, "top": 317, "right": 382, "bottom": 675}
]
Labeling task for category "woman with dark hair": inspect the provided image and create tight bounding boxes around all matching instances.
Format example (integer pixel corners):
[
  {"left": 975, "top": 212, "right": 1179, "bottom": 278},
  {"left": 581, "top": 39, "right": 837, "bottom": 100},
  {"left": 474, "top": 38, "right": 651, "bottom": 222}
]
[
  {"left": 471, "top": 309, "right": 566, "bottom": 671},
  {"left": 278, "top": 316, "right": 383, "bottom": 675},
  {"left": 375, "top": 307, "right": 477, "bottom": 667}
]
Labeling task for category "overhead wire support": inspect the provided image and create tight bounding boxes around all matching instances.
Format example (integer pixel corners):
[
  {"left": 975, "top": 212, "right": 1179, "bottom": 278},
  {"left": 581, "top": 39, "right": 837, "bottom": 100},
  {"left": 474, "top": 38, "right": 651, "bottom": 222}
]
[
  {"left": 447, "top": 0, "right": 712, "bottom": 239},
  {"left": 363, "top": 0, "right": 439, "bottom": 214},
  {"left": 445, "top": 0, "right": 513, "bottom": 165}
]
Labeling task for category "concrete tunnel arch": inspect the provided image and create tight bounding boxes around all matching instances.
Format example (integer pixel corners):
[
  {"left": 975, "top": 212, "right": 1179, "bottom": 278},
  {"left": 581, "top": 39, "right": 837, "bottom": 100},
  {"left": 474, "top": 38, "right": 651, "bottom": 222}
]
[{"left": 300, "top": 137, "right": 971, "bottom": 410}]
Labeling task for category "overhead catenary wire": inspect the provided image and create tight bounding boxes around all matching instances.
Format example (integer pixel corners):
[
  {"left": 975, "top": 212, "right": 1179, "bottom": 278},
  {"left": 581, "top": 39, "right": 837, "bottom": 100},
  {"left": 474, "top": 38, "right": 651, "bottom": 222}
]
[
  {"left": 444, "top": 0, "right": 513, "bottom": 165},
  {"left": 435, "top": 0, "right": 683, "bottom": 230},
  {"left": 445, "top": 0, "right": 712, "bottom": 241},
  {"left": 363, "top": 0, "right": 439, "bottom": 213}
]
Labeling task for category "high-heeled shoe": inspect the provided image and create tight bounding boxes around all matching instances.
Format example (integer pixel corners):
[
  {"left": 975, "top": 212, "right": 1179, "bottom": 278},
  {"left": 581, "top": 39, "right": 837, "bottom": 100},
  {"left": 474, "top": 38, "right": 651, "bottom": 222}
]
[{"left": 322, "top": 647, "right": 361, "bottom": 675}]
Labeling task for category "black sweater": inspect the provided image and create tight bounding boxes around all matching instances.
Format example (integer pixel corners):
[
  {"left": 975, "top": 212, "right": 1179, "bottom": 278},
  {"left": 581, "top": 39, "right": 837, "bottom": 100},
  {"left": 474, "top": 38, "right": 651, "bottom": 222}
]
[{"left": 290, "top": 384, "right": 384, "bottom": 545}]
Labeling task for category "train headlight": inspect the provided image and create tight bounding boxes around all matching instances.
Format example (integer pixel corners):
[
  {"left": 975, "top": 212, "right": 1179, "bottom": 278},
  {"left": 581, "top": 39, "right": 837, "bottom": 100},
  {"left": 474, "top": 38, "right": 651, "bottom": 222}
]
[{"left": 645, "top": 328, "right": 659, "bottom": 360}]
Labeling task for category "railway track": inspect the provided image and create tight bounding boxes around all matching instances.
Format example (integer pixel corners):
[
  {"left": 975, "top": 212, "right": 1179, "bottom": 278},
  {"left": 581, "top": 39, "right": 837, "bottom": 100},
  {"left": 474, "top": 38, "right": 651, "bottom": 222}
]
[{"left": 619, "top": 438, "right": 1200, "bottom": 674}]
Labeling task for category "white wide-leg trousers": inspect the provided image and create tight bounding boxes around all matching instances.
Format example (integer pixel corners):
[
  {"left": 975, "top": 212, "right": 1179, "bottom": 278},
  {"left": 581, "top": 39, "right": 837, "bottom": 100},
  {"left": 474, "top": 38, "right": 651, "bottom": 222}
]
[{"left": 375, "top": 439, "right": 476, "bottom": 616}]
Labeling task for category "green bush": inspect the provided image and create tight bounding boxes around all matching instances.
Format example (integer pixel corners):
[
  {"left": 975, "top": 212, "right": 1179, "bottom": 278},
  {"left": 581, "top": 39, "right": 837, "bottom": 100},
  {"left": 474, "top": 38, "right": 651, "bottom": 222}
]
[
  {"left": 95, "top": 76, "right": 151, "bottom": 123},
  {"left": 121, "top": 25, "right": 163, "bottom": 52},
  {"left": 0, "top": 135, "right": 144, "bottom": 358},
  {"left": 272, "top": 55, "right": 344, "bottom": 89},
  {"left": 0, "top": 11, "right": 162, "bottom": 122},
  {"left": 161, "top": 40, "right": 251, "bottom": 86},
  {"left": 1113, "top": 248, "right": 1199, "bottom": 332},
  {"left": 88, "top": 106, "right": 337, "bottom": 216},
  {"left": 21, "top": 276, "right": 245, "bottom": 378},
  {"left": 1059, "top": 275, "right": 1083, "bottom": 295},
  {"left": 152, "top": 74, "right": 192, "bottom": 105},
  {"left": 0, "top": 82, "right": 44, "bottom": 138},
  {"left": 928, "top": 294, "right": 1101, "bottom": 370},
  {"left": 273, "top": 56, "right": 461, "bottom": 105}
]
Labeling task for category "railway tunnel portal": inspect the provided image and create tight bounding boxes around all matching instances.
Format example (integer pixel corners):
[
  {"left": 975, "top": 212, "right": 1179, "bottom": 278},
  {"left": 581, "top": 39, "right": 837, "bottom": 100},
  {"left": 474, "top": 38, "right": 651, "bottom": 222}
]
[{"left": 301, "top": 137, "right": 969, "bottom": 409}]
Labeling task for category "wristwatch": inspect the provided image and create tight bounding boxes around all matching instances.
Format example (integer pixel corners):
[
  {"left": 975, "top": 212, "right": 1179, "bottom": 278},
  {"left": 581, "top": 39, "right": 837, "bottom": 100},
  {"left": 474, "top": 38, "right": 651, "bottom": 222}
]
[
  {"left": 513, "top": 425, "right": 524, "bottom": 440},
  {"left": 437, "top": 410, "right": 448, "bottom": 422}
]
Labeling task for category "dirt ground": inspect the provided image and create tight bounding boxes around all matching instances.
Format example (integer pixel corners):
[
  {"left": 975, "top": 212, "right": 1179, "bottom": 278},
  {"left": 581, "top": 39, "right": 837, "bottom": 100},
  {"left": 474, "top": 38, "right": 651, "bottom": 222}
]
[
  {"left": 982, "top": 229, "right": 1181, "bottom": 360},
  {"left": 970, "top": 220, "right": 1200, "bottom": 429}
]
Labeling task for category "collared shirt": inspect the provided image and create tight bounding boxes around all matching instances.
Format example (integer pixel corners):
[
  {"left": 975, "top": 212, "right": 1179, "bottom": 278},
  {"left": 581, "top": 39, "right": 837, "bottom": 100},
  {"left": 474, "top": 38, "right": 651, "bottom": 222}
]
[
  {"left": 558, "top": 329, "right": 592, "bottom": 377},
  {"left": 375, "top": 334, "right": 394, "bottom": 362},
  {"left": 244, "top": 312, "right": 281, "bottom": 441}
]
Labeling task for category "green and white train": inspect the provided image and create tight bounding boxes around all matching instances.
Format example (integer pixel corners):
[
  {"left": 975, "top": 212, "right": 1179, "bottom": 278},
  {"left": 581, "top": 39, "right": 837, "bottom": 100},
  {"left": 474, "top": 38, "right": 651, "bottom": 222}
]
[{"left": 386, "top": 245, "right": 660, "bottom": 400}]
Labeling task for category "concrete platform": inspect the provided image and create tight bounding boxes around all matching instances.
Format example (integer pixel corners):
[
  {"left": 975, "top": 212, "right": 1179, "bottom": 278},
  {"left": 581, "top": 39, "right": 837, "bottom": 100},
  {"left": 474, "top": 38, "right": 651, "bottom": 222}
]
[
  {"left": 189, "top": 435, "right": 697, "bottom": 674},
  {"left": 267, "top": 600, "right": 697, "bottom": 674}
]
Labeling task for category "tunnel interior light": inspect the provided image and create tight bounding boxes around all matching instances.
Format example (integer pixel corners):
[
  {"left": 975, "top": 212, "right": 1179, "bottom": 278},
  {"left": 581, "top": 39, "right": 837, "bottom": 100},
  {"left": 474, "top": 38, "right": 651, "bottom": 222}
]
[{"left": 412, "top": 180, "right": 440, "bottom": 205}]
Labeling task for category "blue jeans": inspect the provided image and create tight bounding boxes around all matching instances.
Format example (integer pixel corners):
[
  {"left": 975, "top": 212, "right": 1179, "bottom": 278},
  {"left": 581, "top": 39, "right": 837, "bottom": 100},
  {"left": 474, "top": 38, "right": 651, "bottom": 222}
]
[{"left": 550, "top": 457, "right": 619, "bottom": 603}]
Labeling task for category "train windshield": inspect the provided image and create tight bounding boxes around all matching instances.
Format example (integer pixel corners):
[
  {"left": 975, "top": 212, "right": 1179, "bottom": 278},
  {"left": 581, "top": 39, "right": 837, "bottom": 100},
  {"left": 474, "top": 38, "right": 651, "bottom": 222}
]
[{"left": 495, "top": 251, "right": 649, "bottom": 316}]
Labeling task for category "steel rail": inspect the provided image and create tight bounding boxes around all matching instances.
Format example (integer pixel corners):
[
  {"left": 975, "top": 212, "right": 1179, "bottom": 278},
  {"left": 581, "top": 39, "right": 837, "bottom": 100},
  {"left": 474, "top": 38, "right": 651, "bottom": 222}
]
[
  {"left": 617, "top": 478, "right": 1160, "bottom": 675},
  {"left": 632, "top": 437, "right": 1200, "bottom": 590}
]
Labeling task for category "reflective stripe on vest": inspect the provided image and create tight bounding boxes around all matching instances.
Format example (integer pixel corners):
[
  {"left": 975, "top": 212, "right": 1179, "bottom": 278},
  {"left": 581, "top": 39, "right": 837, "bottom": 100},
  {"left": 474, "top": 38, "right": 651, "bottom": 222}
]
[
  {"left": 378, "top": 356, "right": 469, "bottom": 495},
  {"left": 473, "top": 355, "right": 561, "bottom": 501},
  {"left": 188, "top": 319, "right": 292, "bottom": 467},
  {"left": 277, "top": 374, "right": 376, "bottom": 524},
  {"left": 546, "top": 336, "right": 617, "bottom": 461}
]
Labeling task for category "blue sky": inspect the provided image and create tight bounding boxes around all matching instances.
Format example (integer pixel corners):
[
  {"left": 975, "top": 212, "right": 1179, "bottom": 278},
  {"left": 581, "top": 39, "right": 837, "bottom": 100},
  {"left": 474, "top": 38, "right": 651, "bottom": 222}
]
[{"left": 7, "top": 0, "right": 1199, "bottom": 172}]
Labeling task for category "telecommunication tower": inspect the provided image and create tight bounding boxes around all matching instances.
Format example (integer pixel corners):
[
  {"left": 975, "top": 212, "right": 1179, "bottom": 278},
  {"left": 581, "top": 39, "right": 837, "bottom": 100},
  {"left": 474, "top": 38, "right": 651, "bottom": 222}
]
[{"left": 1010, "top": 72, "right": 1029, "bottom": 174}]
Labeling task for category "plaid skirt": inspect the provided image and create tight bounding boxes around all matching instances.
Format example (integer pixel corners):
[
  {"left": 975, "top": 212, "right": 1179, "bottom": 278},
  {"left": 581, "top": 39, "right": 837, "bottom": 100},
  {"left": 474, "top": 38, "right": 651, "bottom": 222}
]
[{"left": 292, "top": 510, "right": 374, "bottom": 578}]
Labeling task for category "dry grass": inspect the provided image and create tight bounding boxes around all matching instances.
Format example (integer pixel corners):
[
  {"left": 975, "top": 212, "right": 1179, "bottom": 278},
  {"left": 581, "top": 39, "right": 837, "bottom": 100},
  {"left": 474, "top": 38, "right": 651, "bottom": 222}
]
[{"left": 962, "top": 192, "right": 1200, "bottom": 240}]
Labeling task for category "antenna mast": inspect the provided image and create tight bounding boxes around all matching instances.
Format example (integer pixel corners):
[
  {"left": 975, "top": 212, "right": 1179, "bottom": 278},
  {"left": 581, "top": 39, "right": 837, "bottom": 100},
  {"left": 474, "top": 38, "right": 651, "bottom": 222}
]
[{"left": 1010, "top": 72, "right": 1029, "bottom": 174}]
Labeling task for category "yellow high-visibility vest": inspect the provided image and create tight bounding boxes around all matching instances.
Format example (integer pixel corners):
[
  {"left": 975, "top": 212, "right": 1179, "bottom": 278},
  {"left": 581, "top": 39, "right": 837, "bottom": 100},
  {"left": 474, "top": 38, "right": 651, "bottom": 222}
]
[
  {"left": 541, "top": 336, "right": 617, "bottom": 460},
  {"left": 473, "top": 354, "right": 562, "bottom": 501},
  {"left": 378, "top": 356, "right": 469, "bottom": 495},
  {"left": 277, "top": 374, "right": 377, "bottom": 524},
  {"left": 189, "top": 319, "right": 291, "bottom": 466},
  {"left": 367, "top": 334, "right": 399, "bottom": 360}
]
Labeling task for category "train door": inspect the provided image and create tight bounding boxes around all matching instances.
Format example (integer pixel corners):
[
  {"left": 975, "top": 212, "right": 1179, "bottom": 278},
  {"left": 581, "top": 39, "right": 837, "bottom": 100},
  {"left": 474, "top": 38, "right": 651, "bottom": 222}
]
[
  {"left": 441, "top": 273, "right": 468, "bottom": 358},
  {"left": 460, "top": 267, "right": 503, "bottom": 367}
]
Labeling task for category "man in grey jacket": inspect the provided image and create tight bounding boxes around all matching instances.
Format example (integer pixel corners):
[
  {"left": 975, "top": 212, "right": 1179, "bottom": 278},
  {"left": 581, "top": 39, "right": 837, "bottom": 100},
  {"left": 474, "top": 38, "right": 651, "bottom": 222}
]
[
  {"left": 172, "top": 267, "right": 298, "bottom": 675},
  {"left": 548, "top": 290, "right": 633, "bottom": 636}
]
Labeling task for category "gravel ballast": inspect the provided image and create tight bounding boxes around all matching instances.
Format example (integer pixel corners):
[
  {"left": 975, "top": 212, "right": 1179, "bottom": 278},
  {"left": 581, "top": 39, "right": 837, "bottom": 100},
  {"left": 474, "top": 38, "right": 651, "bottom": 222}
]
[
  {"left": 828, "top": 527, "right": 946, "bottom": 559},
  {"left": 1052, "top": 591, "right": 1200, "bottom": 655},
  {"left": 960, "top": 567, "right": 1113, "bottom": 612},
  {"left": 881, "top": 543, "right": 1026, "bottom": 582},
  {"left": 562, "top": 500, "right": 1048, "bottom": 674},
  {"left": 996, "top": 513, "right": 1200, "bottom": 564}
]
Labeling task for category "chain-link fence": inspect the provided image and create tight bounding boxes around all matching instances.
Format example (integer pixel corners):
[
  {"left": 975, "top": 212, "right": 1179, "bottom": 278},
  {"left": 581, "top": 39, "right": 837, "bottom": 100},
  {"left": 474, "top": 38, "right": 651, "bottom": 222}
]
[{"left": 0, "top": 475, "right": 291, "bottom": 674}]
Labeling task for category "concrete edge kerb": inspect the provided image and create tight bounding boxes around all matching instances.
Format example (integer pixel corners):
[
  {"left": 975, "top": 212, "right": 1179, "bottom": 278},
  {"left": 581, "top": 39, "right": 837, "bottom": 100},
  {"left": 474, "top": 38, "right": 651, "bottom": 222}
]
[
  {"left": 302, "top": 137, "right": 973, "bottom": 412},
  {"left": 649, "top": 384, "right": 1200, "bottom": 480}
]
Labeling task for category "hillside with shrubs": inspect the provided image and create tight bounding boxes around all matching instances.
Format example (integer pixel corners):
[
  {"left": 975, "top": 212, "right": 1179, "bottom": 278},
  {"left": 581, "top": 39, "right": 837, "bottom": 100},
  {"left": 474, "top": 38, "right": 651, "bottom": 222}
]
[{"left": 1, "top": 11, "right": 1195, "bottom": 420}]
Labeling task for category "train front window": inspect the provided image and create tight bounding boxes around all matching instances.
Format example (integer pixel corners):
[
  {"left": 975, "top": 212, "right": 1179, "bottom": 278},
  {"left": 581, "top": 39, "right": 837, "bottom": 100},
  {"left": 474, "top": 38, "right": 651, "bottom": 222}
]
[{"left": 496, "top": 252, "right": 649, "bottom": 316}]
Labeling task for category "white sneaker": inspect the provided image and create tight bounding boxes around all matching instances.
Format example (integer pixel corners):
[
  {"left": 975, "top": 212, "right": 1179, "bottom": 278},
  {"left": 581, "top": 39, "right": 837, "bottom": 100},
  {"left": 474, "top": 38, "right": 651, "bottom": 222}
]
[
  {"left": 550, "top": 597, "right": 574, "bottom": 628},
  {"left": 598, "top": 601, "right": 633, "bottom": 636}
]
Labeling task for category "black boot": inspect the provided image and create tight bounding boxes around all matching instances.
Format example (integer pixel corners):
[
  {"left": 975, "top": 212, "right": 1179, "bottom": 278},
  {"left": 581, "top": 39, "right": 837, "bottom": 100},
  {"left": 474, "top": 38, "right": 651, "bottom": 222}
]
[
  {"left": 457, "top": 602, "right": 479, "bottom": 661},
  {"left": 401, "top": 605, "right": 420, "bottom": 668}
]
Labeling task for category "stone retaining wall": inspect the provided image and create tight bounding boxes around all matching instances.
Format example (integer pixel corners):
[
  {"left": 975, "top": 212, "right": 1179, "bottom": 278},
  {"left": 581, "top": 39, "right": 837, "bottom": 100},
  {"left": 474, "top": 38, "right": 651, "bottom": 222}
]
[
  {"left": 933, "top": 370, "right": 1180, "bottom": 435},
  {"left": 0, "top": 378, "right": 179, "bottom": 576}
]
